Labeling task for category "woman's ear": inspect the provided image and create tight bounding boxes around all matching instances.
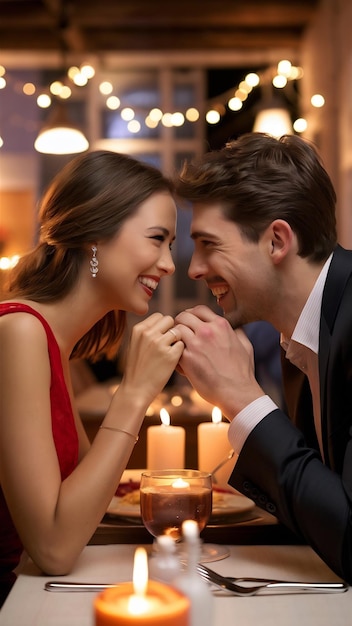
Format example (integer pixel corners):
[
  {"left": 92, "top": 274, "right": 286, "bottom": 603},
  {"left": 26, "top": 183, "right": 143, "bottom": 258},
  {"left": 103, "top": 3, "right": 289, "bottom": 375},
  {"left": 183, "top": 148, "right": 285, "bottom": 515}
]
[{"left": 268, "top": 219, "right": 295, "bottom": 265}]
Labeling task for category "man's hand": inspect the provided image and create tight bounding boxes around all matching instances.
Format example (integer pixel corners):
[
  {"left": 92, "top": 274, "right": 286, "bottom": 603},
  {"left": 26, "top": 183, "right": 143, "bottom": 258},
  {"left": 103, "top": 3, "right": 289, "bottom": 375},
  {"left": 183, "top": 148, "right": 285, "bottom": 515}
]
[{"left": 175, "top": 305, "right": 264, "bottom": 419}]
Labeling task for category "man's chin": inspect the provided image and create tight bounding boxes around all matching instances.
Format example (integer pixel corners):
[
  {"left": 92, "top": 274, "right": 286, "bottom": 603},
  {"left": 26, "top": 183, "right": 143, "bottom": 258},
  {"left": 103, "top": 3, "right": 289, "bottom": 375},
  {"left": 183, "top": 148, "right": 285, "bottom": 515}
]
[{"left": 223, "top": 309, "right": 241, "bottom": 329}]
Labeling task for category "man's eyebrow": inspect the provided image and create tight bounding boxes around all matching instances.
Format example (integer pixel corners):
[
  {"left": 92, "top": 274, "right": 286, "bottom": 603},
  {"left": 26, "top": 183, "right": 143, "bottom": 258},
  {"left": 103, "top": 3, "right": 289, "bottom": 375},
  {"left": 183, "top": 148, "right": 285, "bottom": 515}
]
[{"left": 190, "top": 230, "right": 216, "bottom": 240}]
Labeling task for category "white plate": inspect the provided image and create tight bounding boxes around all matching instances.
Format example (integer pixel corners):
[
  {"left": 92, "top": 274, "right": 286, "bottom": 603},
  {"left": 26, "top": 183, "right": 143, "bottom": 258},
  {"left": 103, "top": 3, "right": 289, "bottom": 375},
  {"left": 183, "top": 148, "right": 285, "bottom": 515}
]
[{"left": 106, "top": 491, "right": 255, "bottom": 519}]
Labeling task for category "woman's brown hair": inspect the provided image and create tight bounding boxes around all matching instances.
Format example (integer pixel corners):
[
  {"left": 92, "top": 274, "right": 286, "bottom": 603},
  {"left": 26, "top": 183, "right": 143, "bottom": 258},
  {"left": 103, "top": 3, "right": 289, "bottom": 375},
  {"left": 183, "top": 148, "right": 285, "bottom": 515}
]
[{"left": 6, "top": 150, "right": 173, "bottom": 359}]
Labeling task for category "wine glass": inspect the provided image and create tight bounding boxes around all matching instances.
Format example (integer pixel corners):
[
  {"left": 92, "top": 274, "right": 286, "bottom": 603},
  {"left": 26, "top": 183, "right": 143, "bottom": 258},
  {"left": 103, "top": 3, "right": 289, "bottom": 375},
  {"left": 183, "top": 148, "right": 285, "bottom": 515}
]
[{"left": 140, "top": 469, "right": 229, "bottom": 563}]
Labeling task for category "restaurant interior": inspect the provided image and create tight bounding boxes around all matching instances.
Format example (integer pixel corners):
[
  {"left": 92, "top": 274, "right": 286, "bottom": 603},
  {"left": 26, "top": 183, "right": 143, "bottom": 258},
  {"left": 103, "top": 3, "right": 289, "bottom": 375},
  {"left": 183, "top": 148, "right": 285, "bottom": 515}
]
[{"left": 1, "top": 2, "right": 352, "bottom": 623}]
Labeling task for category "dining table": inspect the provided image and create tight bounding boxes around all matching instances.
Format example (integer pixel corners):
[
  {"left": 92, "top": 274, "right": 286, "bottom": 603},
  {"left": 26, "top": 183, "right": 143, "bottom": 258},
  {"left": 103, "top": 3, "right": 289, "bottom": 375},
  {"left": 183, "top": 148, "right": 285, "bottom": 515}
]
[
  {"left": 1, "top": 468, "right": 350, "bottom": 626},
  {"left": 0, "top": 542, "right": 350, "bottom": 626}
]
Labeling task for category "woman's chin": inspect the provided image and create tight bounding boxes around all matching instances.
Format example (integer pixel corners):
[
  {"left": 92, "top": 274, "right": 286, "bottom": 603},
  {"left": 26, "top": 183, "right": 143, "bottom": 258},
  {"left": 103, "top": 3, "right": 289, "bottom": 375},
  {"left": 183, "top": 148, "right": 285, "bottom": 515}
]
[{"left": 130, "top": 302, "right": 150, "bottom": 316}]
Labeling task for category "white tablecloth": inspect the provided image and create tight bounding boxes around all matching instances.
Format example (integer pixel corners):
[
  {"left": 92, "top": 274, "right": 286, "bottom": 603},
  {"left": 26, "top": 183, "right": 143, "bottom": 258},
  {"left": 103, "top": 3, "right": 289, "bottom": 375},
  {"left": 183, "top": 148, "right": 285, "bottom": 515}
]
[{"left": 0, "top": 544, "right": 350, "bottom": 626}]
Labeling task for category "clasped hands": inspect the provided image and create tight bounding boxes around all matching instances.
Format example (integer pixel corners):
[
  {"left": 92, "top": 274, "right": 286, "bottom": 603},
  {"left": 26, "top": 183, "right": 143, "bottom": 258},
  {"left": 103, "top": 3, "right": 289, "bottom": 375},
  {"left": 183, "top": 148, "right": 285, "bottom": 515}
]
[{"left": 174, "top": 305, "right": 265, "bottom": 419}]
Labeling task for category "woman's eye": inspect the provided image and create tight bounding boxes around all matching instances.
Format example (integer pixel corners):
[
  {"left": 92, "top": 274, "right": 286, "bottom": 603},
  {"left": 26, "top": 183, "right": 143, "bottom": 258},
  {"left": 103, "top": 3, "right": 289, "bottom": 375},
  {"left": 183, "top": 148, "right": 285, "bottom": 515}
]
[{"left": 151, "top": 235, "right": 165, "bottom": 242}]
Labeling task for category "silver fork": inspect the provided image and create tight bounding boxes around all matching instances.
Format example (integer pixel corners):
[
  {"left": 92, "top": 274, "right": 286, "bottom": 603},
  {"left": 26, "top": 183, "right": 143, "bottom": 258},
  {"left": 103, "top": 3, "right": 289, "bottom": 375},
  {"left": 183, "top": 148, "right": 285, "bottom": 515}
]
[{"left": 196, "top": 563, "right": 349, "bottom": 596}]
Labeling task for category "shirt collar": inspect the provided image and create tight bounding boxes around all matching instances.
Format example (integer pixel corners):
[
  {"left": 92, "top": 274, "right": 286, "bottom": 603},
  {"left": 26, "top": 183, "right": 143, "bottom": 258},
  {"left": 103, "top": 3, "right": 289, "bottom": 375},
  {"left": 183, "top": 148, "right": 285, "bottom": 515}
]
[{"left": 281, "top": 253, "right": 333, "bottom": 356}]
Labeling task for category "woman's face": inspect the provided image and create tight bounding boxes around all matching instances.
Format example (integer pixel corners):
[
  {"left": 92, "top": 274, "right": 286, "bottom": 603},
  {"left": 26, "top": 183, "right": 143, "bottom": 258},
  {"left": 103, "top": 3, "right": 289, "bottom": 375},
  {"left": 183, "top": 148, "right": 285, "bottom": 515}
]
[{"left": 95, "top": 191, "right": 177, "bottom": 315}]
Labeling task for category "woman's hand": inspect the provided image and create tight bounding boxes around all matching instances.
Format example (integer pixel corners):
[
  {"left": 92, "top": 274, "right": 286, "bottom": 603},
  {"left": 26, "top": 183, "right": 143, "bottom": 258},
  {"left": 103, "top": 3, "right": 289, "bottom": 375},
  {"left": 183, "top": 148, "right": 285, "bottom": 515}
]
[{"left": 118, "top": 313, "right": 184, "bottom": 408}]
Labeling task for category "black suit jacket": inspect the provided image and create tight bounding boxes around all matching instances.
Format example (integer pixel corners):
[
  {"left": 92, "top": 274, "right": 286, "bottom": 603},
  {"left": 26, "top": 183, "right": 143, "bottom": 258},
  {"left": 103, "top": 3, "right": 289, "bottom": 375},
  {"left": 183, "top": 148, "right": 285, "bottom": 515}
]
[{"left": 229, "top": 245, "right": 352, "bottom": 583}]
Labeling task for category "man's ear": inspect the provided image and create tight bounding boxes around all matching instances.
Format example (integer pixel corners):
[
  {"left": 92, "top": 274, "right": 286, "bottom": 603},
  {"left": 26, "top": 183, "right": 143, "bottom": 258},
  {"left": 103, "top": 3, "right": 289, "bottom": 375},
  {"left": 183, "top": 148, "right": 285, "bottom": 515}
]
[{"left": 268, "top": 219, "right": 295, "bottom": 265}]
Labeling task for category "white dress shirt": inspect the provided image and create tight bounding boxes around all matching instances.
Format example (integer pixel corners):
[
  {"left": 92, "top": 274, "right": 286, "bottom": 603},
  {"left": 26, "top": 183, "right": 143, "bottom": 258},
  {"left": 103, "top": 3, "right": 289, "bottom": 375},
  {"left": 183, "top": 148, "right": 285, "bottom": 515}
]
[{"left": 228, "top": 254, "right": 333, "bottom": 458}]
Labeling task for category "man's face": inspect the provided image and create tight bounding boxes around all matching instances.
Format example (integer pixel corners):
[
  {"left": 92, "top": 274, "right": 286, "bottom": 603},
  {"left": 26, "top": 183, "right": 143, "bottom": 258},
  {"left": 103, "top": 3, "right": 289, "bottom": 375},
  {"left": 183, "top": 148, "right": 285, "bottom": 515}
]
[{"left": 188, "top": 202, "right": 276, "bottom": 328}]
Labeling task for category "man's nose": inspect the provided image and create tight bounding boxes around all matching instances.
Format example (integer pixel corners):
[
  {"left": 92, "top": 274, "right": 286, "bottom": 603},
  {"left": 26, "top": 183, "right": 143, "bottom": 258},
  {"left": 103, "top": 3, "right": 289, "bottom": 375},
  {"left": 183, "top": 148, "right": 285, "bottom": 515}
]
[{"left": 188, "top": 253, "right": 206, "bottom": 280}]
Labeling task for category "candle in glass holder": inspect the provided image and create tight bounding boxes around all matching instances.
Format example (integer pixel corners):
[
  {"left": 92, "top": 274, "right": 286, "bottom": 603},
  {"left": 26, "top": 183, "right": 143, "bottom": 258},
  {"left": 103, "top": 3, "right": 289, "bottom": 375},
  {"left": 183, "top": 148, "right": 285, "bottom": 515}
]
[
  {"left": 94, "top": 547, "right": 189, "bottom": 626},
  {"left": 198, "top": 407, "right": 237, "bottom": 486},
  {"left": 147, "top": 409, "right": 185, "bottom": 470}
]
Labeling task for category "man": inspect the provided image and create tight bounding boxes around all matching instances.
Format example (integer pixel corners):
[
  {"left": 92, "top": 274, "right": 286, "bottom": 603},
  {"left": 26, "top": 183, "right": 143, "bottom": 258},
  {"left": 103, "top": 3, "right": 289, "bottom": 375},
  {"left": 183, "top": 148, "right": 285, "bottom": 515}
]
[{"left": 174, "top": 133, "right": 352, "bottom": 584}]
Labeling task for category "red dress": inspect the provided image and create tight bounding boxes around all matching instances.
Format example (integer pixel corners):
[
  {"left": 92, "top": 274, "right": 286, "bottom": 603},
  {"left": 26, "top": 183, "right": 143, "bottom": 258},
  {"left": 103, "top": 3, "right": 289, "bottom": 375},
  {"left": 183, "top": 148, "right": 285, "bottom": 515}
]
[{"left": 0, "top": 303, "right": 79, "bottom": 605}]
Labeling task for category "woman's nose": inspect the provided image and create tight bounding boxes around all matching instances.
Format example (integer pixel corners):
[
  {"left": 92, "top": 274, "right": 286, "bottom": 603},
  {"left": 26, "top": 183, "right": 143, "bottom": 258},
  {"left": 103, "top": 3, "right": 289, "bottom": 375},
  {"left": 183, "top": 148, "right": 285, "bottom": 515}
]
[{"left": 159, "top": 248, "right": 175, "bottom": 275}]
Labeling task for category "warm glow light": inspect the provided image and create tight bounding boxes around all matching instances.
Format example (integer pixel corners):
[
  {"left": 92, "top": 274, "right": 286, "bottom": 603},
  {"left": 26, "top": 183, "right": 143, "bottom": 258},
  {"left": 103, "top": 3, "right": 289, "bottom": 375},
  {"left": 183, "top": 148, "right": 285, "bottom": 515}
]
[
  {"left": 277, "top": 59, "right": 292, "bottom": 76},
  {"left": 186, "top": 107, "right": 199, "bottom": 121},
  {"left": 171, "top": 112, "right": 185, "bottom": 126},
  {"left": 106, "top": 95, "right": 120, "bottom": 110},
  {"left": 73, "top": 73, "right": 88, "bottom": 87},
  {"left": 99, "top": 81, "right": 113, "bottom": 95},
  {"left": 133, "top": 547, "right": 148, "bottom": 596},
  {"left": 37, "top": 94, "right": 51, "bottom": 108},
  {"left": 272, "top": 75, "right": 287, "bottom": 88},
  {"left": 128, "top": 119, "right": 141, "bottom": 133},
  {"left": 121, "top": 107, "right": 135, "bottom": 121},
  {"left": 171, "top": 394, "right": 183, "bottom": 407},
  {"left": 160, "top": 408, "right": 170, "bottom": 426},
  {"left": 0, "top": 77, "right": 6, "bottom": 89},
  {"left": 245, "top": 72, "right": 260, "bottom": 87},
  {"left": 172, "top": 477, "right": 190, "bottom": 489},
  {"left": 0, "top": 65, "right": 5, "bottom": 77},
  {"left": 239, "top": 80, "right": 252, "bottom": 94},
  {"left": 235, "top": 88, "right": 248, "bottom": 101},
  {"left": 128, "top": 547, "right": 149, "bottom": 615},
  {"left": 0, "top": 255, "right": 19, "bottom": 270},
  {"left": 290, "top": 66, "right": 304, "bottom": 80},
  {"left": 58, "top": 85, "right": 72, "bottom": 99},
  {"left": 80, "top": 64, "right": 95, "bottom": 79},
  {"left": 212, "top": 406, "right": 222, "bottom": 424},
  {"left": 50, "top": 81, "right": 63, "bottom": 96},
  {"left": 253, "top": 107, "right": 293, "bottom": 137},
  {"left": 311, "top": 94, "right": 325, "bottom": 108},
  {"left": 145, "top": 115, "right": 159, "bottom": 128},
  {"left": 0, "top": 136, "right": 3, "bottom": 148},
  {"left": 206, "top": 109, "right": 220, "bottom": 124},
  {"left": 161, "top": 112, "right": 173, "bottom": 127},
  {"left": 293, "top": 117, "right": 308, "bottom": 133},
  {"left": 228, "top": 96, "right": 242, "bottom": 111},
  {"left": 149, "top": 107, "right": 163, "bottom": 122},
  {"left": 23, "top": 82, "right": 36, "bottom": 95},
  {"left": 35, "top": 127, "right": 89, "bottom": 154},
  {"left": 67, "top": 66, "right": 80, "bottom": 81}
]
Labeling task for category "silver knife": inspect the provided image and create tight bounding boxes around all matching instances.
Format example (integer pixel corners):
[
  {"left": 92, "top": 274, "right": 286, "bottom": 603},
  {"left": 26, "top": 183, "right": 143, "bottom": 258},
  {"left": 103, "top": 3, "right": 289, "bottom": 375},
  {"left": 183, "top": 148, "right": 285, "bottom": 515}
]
[{"left": 45, "top": 581, "right": 120, "bottom": 592}]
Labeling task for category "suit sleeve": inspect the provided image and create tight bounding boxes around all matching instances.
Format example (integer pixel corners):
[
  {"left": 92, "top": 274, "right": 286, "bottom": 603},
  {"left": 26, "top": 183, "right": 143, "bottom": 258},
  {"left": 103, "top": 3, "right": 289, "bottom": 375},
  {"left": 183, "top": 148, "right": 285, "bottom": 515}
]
[{"left": 229, "top": 409, "right": 352, "bottom": 583}]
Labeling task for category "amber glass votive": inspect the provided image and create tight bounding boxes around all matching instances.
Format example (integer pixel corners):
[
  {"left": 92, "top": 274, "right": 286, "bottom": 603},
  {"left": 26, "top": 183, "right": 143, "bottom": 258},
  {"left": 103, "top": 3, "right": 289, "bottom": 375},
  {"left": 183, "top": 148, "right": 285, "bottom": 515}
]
[{"left": 94, "top": 579, "right": 189, "bottom": 626}]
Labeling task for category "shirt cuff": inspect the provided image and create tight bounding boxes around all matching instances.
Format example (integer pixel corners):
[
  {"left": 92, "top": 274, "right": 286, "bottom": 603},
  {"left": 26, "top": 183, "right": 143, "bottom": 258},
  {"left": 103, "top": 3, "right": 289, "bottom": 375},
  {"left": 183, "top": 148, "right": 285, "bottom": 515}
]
[{"left": 228, "top": 395, "right": 278, "bottom": 454}]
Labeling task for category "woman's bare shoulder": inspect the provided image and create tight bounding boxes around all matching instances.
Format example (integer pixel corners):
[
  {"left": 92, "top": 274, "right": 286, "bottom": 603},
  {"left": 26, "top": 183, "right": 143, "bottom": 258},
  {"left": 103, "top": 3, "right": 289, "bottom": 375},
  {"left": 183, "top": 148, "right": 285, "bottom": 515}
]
[{"left": 0, "top": 305, "right": 49, "bottom": 345}]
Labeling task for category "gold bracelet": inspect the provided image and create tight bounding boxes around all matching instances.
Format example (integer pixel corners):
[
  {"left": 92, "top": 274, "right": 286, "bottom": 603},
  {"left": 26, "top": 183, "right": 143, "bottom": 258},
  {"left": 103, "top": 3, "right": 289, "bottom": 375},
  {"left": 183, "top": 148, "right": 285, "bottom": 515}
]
[{"left": 99, "top": 425, "right": 139, "bottom": 444}]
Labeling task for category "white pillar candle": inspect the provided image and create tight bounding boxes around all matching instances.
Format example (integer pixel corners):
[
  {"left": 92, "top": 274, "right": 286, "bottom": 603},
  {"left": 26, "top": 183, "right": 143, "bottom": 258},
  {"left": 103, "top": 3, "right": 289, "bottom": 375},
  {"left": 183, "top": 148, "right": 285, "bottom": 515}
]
[
  {"left": 147, "top": 409, "right": 185, "bottom": 470},
  {"left": 197, "top": 407, "right": 237, "bottom": 487}
]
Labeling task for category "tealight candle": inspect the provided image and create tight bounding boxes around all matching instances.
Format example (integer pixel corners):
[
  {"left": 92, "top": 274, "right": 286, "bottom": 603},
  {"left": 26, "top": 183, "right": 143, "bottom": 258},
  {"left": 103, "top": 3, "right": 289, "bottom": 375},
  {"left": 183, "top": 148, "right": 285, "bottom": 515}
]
[
  {"left": 94, "top": 547, "right": 189, "bottom": 626},
  {"left": 147, "top": 409, "right": 185, "bottom": 470},
  {"left": 198, "top": 407, "right": 237, "bottom": 486}
]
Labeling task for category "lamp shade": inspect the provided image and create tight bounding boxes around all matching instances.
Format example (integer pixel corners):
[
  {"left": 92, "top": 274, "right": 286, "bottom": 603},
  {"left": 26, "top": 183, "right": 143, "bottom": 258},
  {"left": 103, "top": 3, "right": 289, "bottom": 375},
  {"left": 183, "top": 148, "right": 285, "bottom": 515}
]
[
  {"left": 34, "top": 102, "right": 89, "bottom": 155},
  {"left": 253, "top": 97, "right": 293, "bottom": 138}
]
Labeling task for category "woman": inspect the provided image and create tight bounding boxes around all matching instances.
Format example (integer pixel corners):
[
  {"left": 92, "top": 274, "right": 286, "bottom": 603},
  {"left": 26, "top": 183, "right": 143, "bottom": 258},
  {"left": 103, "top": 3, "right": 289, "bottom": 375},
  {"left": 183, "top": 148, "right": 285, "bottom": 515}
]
[{"left": 0, "top": 150, "right": 184, "bottom": 603}]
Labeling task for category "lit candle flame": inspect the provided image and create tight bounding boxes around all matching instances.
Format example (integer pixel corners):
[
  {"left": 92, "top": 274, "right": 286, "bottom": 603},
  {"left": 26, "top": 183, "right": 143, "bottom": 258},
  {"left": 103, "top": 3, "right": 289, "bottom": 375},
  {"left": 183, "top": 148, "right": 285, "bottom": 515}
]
[
  {"left": 128, "top": 547, "right": 149, "bottom": 615},
  {"left": 160, "top": 408, "right": 170, "bottom": 426},
  {"left": 172, "top": 477, "right": 190, "bottom": 489},
  {"left": 212, "top": 406, "right": 222, "bottom": 424}
]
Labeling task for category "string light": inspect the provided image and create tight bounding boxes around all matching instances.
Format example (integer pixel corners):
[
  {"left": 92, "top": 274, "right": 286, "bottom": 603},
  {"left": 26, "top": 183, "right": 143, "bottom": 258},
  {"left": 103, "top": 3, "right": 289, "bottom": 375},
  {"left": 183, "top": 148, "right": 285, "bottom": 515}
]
[{"left": 0, "top": 59, "right": 323, "bottom": 147}]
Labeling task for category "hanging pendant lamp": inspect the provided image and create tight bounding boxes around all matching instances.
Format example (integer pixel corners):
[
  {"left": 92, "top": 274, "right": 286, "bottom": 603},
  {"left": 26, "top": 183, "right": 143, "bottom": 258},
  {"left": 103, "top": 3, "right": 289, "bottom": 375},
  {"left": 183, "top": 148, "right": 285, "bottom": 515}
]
[{"left": 34, "top": 101, "right": 89, "bottom": 155}]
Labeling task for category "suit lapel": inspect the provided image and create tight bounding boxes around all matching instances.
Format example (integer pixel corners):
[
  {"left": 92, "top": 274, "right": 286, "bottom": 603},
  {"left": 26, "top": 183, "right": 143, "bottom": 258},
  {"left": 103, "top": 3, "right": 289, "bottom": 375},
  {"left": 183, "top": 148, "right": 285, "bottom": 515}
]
[{"left": 319, "top": 245, "right": 352, "bottom": 463}]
